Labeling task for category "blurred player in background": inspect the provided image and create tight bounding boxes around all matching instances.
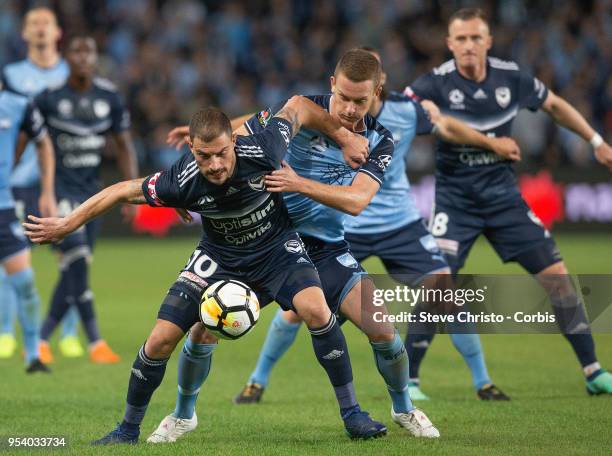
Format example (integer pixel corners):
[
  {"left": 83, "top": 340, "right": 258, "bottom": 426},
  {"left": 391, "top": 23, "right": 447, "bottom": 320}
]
[
  {"left": 231, "top": 47, "right": 515, "bottom": 405},
  {"left": 404, "top": 7, "right": 612, "bottom": 395},
  {"left": 0, "top": 81, "right": 55, "bottom": 373},
  {"left": 0, "top": 6, "right": 82, "bottom": 360},
  {"left": 34, "top": 35, "right": 138, "bottom": 364}
]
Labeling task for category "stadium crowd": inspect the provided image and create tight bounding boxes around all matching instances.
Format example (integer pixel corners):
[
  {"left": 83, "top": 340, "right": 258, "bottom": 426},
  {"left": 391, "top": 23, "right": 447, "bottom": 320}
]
[{"left": 1, "top": 0, "right": 610, "bottom": 171}]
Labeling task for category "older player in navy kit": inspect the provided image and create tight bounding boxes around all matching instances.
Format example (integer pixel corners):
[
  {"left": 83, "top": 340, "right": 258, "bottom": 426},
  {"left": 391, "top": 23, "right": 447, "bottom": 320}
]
[
  {"left": 405, "top": 8, "right": 612, "bottom": 395},
  {"left": 157, "top": 49, "right": 441, "bottom": 441},
  {"left": 0, "top": 84, "right": 55, "bottom": 373},
  {"left": 25, "top": 97, "right": 391, "bottom": 443},
  {"left": 33, "top": 36, "right": 138, "bottom": 365}
]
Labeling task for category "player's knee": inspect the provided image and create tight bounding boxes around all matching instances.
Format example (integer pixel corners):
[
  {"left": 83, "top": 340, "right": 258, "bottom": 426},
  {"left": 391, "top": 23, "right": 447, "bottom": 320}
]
[
  {"left": 282, "top": 309, "right": 302, "bottom": 325},
  {"left": 146, "top": 322, "right": 184, "bottom": 358},
  {"left": 536, "top": 261, "right": 574, "bottom": 297},
  {"left": 292, "top": 287, "right": 331, "bottom": 328},
  {"left": 189, "top": 323, "right": 218, "bottom": 344}
]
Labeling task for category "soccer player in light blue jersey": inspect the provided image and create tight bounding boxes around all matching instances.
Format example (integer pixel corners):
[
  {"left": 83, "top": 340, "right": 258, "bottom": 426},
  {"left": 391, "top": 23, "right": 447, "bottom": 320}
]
[
  {"left": 230, "top": 47, "right": 516, "bottom": 403},
  {"left": 0, "top": 83, "right": 55, "bottom": 372},
  {"left": 0, "top": 6, "right": 82, "bottom": 360}
]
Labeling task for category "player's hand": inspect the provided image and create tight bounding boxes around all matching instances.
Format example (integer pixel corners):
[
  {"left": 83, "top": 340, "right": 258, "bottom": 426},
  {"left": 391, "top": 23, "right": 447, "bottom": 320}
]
[
  {"left": 175, "top": 208, "right": 193, "bottom": 224},
  {"left": 337, "top": 129, "right": 369, "bottom": 169},
  {"left": 264, "top": 161, "right": 303, "bottom": 193},
  {"left": 38, "top": 192, "right": 58, "bottom": 218},
  {"left": 22, "top": 215, "right": 70, "bottom": 244},
  {"left": 490, "top": 137, "right": 521, "bottom": 161},
  {"left": 421, "top": 100, "right": 442, "bottom": 122},
  {"left": 594, "top": 141, "right": 612, "bottom": 171},
  {"left": 121, "top": 203, "right": 138, "bottom": 223},
  {"left": 167, "top": 125, "right": 190, "bottom": 150}
]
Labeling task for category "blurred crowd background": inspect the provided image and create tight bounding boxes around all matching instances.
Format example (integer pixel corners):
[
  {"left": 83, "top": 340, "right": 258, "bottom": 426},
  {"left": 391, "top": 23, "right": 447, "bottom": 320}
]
[{"left": 1, "top": 0, "right": 610, "bottom": 174}]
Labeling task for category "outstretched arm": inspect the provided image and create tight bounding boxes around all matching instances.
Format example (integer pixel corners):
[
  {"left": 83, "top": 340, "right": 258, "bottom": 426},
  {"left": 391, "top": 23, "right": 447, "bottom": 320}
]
[
  {"left": 272, "top": 96, "right": 368, "bottom": 168},
  {"left": 433, "top": 114, "right": 521, "bottom": 161},
  {"left": 264, "top": 161, "right": 379, "bottom": 216},
  {"left": 541, "top": 90, "right": 612, "bottom": 170},
  {"left": 23, "top": 178, "right": 146, "bottom": 244},
  {"left": 112, "top": 130, "right": 140, "bottom": 221}
]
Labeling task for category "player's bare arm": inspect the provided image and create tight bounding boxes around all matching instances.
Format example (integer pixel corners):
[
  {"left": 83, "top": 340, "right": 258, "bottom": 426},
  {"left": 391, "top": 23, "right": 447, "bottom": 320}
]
[
  {"left": 112, "top": 130, "right": 140, "bottom": 220},
  {"left": 541, "top": 90, "right": 612, "bottom": 170},
  {"left": 434, "top": 114, "right": 521, "bottom": 161},
  {"left": 265, "top": 160, "right": 379, "bottom": 216},
  {"left": 23, "top": 177, "right": 147, "bottom": 244},
  {"left": 34, "top": 132, "right": 58, "bottom": 217}
]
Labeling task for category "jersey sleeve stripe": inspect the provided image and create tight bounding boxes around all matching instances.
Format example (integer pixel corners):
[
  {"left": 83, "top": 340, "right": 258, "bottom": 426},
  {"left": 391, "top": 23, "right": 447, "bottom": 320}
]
[{"left": 358, "top": 168, "right": 382, "bottom": 185}]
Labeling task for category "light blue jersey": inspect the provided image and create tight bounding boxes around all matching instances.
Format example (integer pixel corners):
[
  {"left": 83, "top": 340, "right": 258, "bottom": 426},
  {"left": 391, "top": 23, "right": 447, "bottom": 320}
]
[
  {"left": 246, "top": 94, "right": 395, "bottom": 243},
  {"left": 2, "top": 58, "right": 69, "bottom": 187},
  {"left": 345, "top": 92, "right": 434, "bottom": 234},
  {"left": 0, "top": 90, "right": 46, "bottom": 209}
]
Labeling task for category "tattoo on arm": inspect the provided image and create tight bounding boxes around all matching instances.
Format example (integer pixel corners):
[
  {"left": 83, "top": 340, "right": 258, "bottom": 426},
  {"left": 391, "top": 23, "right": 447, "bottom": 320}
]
[
  {"left": 274, "top": 105, "right": 300, "bottom": 138},
  {"left": 126, "top": 178, "right": 147, "bottom": 204}
]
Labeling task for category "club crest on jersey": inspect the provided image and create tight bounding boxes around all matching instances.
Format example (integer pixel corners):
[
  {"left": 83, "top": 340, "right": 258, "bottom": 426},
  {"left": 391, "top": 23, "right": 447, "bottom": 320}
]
[
  {"left": 495, "top": 87, "right": 511, "bottom": 108},
  {"left": 375, "top": 154, "right": 392, "bottom": 170},
  {"left": 257, "top": 110, "right": 272, "bottom": 127},
  {"left": 284, "top": 239, "right": 303, "bottom": 254},
  {"left": 336, "top": 253, "right": 358, "bottom": 269},
  {"left": 93, "top": 99, "right": 111, "bottom": 118},
  {"left": 248, "top": 174, "right": 266, "bottom": 191},
  {"left": 57, "top": 99, "right": 73, "bottom": 117},
  {"left": 448, "top": 89, "right": 465, "bottom": 108}
]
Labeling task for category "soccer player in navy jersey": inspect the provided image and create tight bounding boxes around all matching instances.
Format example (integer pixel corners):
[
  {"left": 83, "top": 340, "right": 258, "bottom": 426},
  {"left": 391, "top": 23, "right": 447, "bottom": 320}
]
[
  {"left": 404, "top": 7, "right": 612, "bottom": 395},
  {"left": 33, "top": 36, "right": 138, "bottom": 365},
  {"left": 0, "top": 6, "right": 82, "bottom": 361},
  {"left": 0, "top": 83, "right": 55, "bottom": 373},
  {"left": 24, "top": 97, "right": 392, "bottom": 443},
  {"left": 154, "top": 49, "right": 517, "bottom": 442}
]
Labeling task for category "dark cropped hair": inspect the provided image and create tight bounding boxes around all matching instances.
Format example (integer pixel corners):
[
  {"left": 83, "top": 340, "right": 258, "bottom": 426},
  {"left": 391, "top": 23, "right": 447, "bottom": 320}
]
[{"left": 189, "top": 107, "right": 232, "bottom": 143}]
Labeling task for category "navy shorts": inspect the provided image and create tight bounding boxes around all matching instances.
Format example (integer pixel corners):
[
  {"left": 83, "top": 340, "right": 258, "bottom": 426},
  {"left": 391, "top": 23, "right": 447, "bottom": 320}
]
[
  {"left": 346, "top": 218, "right": 449, "bottom": 286},
  {"left": 52, "top": 195, "right": 101, "bottom": 254},
  {"left": 302, "top": 236, "right": 368, "bottom": 314},
  {"left": 12, "top": 185, "right": 40, "bottom": 222},
  {"left": 0, "top": 208, "right": 29, "bottom": 263},
  {"left": 159, "top": 231, "right": 322, "bottom": 333},
  {"left": 430, "top": 195, "right": 561, "bottom": 274}
]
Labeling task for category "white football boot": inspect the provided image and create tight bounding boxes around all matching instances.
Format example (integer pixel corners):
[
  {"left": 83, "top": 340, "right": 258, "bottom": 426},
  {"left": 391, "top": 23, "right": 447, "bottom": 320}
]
[
  {"left": 146, "top": 412, "right": 198, "bottom": 443},
  {"left": 391, "top": 407, "right": 440, "bottom": 438}
]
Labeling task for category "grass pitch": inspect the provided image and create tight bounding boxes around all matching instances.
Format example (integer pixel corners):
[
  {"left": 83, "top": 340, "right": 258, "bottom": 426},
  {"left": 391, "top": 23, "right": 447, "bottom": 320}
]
[{"left": 1, "top": 234, "right": 611, "bottom": 455}]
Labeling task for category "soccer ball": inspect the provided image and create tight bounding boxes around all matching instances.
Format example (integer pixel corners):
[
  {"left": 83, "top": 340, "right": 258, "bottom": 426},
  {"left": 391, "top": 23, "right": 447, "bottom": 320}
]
[{"left": 199, "top": 280, "right": 260, "bottom": 340}]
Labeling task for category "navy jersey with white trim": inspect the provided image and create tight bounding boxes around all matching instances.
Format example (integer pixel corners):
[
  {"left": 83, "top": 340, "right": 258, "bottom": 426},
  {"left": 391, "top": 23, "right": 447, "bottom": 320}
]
[
  {"left": 406, "top": 57, "right": 548, "bottom": 205},
  {"left": 245, "top": 94, "right": 394, "bottom": 242},
  {"left": 35, "top": 78, "right": 130, "bottom": 200},
  {"left": 142, "top": 117, "right": 294, "bottom": 254},
  {"left": 0, "top": 90, "right": 46, "bottom": 210},
  {"left": 345, "top": 91, "right": 434, "bottom": 234}
]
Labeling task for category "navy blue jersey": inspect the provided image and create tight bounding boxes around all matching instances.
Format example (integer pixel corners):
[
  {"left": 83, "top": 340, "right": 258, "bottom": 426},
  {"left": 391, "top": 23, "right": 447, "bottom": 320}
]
[
  {"left": 0, "top": 90, "right": 46, "bottom": 210},
  {"left": 245, "top": 95, "right": 395, "bottom": 242},
  {"left": 406, "top": 57, "right": 548, "bottom": 206},
  {"left": 35, "top": 78, "right": 130, "bottom": 200},
  {"left": 142, "top": 117, "right": 294, "bottom": 255}
]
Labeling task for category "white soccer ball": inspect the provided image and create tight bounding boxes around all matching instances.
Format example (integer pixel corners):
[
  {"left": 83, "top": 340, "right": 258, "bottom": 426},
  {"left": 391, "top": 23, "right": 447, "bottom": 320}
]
[{"left": 199, "top": 280, "right": 260, "bottom": 340}]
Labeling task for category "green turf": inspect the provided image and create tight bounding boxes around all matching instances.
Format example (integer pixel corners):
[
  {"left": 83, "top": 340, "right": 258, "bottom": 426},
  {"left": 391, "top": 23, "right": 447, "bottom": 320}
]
[{"left": 1, "top": 234, "right": 610, "bottom": 455}]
